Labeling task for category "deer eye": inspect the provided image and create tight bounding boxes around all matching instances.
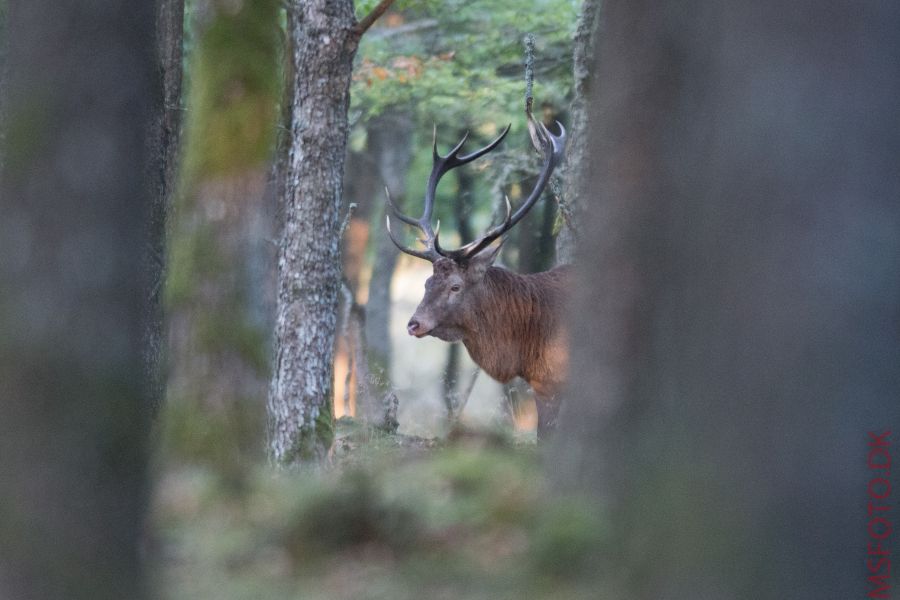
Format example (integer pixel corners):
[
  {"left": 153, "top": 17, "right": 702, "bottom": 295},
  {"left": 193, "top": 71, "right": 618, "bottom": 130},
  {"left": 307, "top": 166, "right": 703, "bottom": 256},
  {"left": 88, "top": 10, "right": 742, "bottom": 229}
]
[{"left": 450, "top": 284, "right": 461, "bottom": 293}]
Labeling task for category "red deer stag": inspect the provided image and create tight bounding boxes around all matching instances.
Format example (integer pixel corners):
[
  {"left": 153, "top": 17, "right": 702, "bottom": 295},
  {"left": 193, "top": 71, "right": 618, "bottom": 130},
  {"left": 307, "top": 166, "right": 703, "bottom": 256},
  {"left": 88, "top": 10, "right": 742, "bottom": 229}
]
[{"left": 386, "top": 119, "right": 567, "bottom": 439}]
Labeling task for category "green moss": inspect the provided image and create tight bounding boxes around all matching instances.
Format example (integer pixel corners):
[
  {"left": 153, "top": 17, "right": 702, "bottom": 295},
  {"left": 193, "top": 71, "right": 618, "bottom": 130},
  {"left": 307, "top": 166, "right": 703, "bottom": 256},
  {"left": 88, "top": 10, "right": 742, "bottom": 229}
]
[
  {"left": 160, "top": 388, "right": 264, "bottom": 470},
  {"left": 164, "top": 220, "right": 222, "bottom": 307},
  {"left": 283, "top": 404, "right": 335, "bottom": 464},
  {"left": 2, "top": 101, "right": 49, "bottom": 176},
  {"left": 315, "top": 402, "right": 335, "bottom": 452},
  {"left": 283, "top": 470, "right": 421, "bottom": 563},
  {"left": 196, "top": 309, "right": 270, "bottom": 375},
  {"left": 181, "top": 0, "right": 281, "bottom": 179},
  {"left": 529, "top": 499, "right": 608, "bottom": 579}
]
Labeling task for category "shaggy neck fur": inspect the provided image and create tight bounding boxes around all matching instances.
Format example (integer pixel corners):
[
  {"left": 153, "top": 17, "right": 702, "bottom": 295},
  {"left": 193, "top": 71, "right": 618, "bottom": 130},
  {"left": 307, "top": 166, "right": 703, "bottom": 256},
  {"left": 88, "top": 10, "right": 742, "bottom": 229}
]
[{"left": 460, "top": 265, "right": 569, "bottom": 394}]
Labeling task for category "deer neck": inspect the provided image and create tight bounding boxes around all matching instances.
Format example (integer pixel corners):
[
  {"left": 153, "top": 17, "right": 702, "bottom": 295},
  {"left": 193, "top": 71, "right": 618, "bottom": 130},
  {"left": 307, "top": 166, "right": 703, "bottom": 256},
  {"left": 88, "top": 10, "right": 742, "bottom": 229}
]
[{"left": 459, "top": 267, "right": 531, "bottom": 384}]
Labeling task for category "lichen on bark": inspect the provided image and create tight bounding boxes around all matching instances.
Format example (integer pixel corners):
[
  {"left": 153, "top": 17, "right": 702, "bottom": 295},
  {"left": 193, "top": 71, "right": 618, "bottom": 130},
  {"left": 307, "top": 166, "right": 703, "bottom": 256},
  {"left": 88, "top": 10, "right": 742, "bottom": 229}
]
[{"left": 268, "top": 0, "right": 362, "bottom": 466}]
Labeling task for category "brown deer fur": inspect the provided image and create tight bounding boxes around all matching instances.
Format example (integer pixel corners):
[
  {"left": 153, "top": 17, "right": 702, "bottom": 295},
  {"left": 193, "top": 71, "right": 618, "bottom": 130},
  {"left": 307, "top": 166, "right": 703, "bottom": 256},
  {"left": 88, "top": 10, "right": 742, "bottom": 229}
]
[
  {"left": 461, "top": 266, "right": 569, "bottom": 397},
  {"left": 406, "top": 253, "right": 569, "bottom": 438}
]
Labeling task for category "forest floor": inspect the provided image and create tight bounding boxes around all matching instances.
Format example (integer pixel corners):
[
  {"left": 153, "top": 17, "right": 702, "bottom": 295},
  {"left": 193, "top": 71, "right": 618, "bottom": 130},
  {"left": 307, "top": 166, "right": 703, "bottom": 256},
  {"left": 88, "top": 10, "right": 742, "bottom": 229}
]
[{"left": 151, "top": 418, "right": 610, "bottom": 600}]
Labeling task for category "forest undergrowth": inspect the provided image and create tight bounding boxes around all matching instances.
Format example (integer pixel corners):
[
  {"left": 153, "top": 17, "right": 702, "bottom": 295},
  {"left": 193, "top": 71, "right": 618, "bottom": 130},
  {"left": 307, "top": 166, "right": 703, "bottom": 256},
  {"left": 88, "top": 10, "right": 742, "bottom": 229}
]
[{"left": 152, "top": 418, "right": 610, "bottom": 600}]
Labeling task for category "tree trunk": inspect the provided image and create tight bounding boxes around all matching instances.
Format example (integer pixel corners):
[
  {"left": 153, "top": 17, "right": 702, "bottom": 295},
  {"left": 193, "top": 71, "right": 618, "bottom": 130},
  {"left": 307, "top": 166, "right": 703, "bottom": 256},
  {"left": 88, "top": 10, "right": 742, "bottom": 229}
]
[
  {"left": 555, "top": 0, "right": 600, "bottom": 265},
  {"left": 145, "top": 0, "right": 185, "bottom": 415},
  {"left": 341, "top": 147, "right": 377, "bottom": 295},
  {"left": 164, "top": 1, "right": 280, "bottom": 470},
  {"left": 269, "top": 0, "right": 359, "bottom": 464},
  {"left": 441, "top": 162, "right": 475, "bottom": 419},
  {"left": 515, "top": 173, "right": 555, "bottom": 274},
  {"left": 334, "top": 148, "right": 376, "bottom": 418},
  {"left": 442, "top": 342, "right": 461, "bottom": 419},
  {"left": 0, "top": 0, "right": 7, "bottom": 172},
  {"left": 553, "top": 2, "right": 900, "bottom": 599},
  {"left": 364, "top": 108, "right": 414, "bottom": 413},
  {"left": 0, "top": 3, "right": 156, "bottom": 597}
]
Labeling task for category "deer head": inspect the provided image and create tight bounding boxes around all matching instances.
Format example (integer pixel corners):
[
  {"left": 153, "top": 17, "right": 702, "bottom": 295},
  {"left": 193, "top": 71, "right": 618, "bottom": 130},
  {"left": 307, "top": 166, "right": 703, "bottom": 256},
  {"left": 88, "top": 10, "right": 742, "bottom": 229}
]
[{"left": 386, "top": 118, "right": 566, "bottom": 341}]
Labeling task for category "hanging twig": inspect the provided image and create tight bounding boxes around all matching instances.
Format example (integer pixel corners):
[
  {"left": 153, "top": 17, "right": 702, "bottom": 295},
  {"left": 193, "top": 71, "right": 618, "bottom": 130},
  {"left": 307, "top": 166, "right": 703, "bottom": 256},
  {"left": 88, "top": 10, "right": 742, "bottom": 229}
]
[
  {"left": 452, "top": 366, "right": 481, "bottom": 422},
  {"left": 524, "top": 33, "right": 535, "bottom": 115},
  {"left": 340, "top": 202, "right": 357, "bottom": 239},
  {"left": 523, "top": 33, "right": 575, "bottom": 237}
]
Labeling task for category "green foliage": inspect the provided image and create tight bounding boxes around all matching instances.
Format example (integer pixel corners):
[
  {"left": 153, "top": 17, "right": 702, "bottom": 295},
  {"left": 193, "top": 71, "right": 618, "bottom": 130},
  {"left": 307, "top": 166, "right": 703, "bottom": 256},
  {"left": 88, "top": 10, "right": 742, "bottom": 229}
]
[
  {"left": 352, "top": 0, "right": 577, "bottom": 124},
  {"left": 159, "top": 388, "right": 265, "bottom": 471},
  {"left": 354, "top": 0, "right": 382, "bottom": 20}
]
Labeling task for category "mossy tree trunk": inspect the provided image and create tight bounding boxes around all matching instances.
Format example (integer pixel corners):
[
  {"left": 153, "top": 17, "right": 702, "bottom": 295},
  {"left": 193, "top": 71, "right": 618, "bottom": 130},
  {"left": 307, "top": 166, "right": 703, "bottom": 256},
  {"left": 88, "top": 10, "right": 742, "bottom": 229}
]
[
  {"left": 145, "top": 0, "right": 185, "bottom": 415},
  {"left": 553, "top": 1, "right": 900, "bottom": 598},
  {"left": 0, "top": 2, "right": 156, "bottom": 597},
  {"left": 554, "top": 0, "right": 600, "bottom": 265},
  {"left": 268, "top": 0, "right": 395, "bottom": 465},
  {"left": 164, "top": 0, "right": 280, "bottom": 469}
]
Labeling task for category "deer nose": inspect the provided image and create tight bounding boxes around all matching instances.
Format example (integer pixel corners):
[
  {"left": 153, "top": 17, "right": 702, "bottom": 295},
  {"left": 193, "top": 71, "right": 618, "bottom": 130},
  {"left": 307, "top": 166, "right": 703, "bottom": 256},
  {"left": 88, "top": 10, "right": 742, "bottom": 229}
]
[{"left": 407, "top": 318, "right": 421, "bottom": 336}]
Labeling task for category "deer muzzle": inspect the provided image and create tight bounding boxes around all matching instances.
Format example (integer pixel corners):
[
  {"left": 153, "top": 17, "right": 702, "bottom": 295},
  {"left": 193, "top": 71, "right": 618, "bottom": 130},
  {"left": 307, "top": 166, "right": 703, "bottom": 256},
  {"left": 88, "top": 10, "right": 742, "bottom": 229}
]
[{"left": 407, "top": 317, "right": 430, "bottom": 338}]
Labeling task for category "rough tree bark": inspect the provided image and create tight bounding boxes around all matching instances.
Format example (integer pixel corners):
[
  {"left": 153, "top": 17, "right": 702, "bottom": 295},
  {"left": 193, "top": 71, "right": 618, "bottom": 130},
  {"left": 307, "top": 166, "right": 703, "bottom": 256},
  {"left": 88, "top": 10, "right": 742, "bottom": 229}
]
[
  {"left": 554, "top": 0, "right": 600, "bottom": 265},
  {"left": 0, "top": 2, "right": 156, "bottom": 598},
  {"left": 165, "top": 0, "right": 280, "bottom": 469},
  {"left": 145, "top": 0, "right": 185, "bottom": 414},
  {"left": 269, "top": 0, "right": 395, "bottom": 465},
  {"left": 553, "top": 2, "right": 900, "bottom": 599}
]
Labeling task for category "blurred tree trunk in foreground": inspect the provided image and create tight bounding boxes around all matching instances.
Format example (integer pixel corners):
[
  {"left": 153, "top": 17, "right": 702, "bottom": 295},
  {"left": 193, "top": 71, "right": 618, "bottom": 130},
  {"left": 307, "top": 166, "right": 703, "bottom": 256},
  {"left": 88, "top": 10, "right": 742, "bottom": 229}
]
[
  {"left": 164, "top": 1, "right": 280, "bottom": 470},
  {"left": 0, "top": 0, "right": 7, "bottom": 172},
  {"left": 554, "top": 2, "right": 900, "bottom": 599},
  {"left": 555, "top": 0, "right": 600, "bottom": 265},
  {"left": 145, "top": 0, "right": 185, "bottom": 415},
  {"left": 0, "top": 3, "right": 156, "bottom": 598},
  {"left": 269, "top": 0, "right": 394, "bottom": 465}
]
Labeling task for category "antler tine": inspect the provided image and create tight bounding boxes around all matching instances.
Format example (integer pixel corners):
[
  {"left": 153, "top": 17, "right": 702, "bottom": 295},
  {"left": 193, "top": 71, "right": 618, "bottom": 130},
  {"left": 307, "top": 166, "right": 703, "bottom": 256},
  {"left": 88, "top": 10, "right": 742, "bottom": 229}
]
[
  {"left": 420, "top": 124, "right": 511, "bottom": 252},
  {"left": 455, "top": 124, "right": 510, "bottom": 164},
  {"left": 384, "top": 186, "right": 418, "bottom": 227},
  {"left": 385, "top": 123, "right": 514, "bottom": 263},
  {"left": 425, "top": 125, "right": 510, "bottom": 214},
  {"left": 384, "top": 187, "right": 441, "bottom": 261},
  {"left": 447, "top": 120, "right": 567, "bottom": 261},
  {"left": 386, "top": 213, "right": 439, "bottom": 261}
]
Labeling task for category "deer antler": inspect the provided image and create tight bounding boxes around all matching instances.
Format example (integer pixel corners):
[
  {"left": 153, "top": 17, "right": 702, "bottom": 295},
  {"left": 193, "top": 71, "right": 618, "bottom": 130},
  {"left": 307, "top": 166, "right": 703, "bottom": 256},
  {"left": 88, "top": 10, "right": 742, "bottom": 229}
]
[
  {"left": 443, "top": 119, "right": 565, "bottom": 261},
  {"left": 386, "top": 124, "right": 511, "bottom": 262},
  {"left": 386, "top": 117, "right": 565, "bottom": 263}
]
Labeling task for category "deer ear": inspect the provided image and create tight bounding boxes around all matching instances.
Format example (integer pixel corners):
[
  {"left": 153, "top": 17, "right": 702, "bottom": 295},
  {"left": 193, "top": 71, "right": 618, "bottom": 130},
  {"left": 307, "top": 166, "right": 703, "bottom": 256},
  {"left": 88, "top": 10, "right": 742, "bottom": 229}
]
[{"left": 467, "top": 242, "right": 502, "bottom": 279}]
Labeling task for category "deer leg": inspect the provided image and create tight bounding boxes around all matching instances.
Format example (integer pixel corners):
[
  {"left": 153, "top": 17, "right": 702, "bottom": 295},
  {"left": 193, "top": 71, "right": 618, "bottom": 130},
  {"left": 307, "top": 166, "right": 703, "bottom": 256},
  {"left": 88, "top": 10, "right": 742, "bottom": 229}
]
[{"left": 534, "top": 395, "right": 561, "bottom": 441}]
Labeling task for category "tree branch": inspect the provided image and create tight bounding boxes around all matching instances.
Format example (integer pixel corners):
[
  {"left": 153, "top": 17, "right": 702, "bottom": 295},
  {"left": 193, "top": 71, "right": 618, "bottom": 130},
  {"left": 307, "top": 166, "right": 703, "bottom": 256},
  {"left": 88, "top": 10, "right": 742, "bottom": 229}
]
[
  {"left": 524, "top": 33, "right": 535, "bottom": 114},
  {"left": 354, "top": 0, "right": 397, "bottom": 37}
]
